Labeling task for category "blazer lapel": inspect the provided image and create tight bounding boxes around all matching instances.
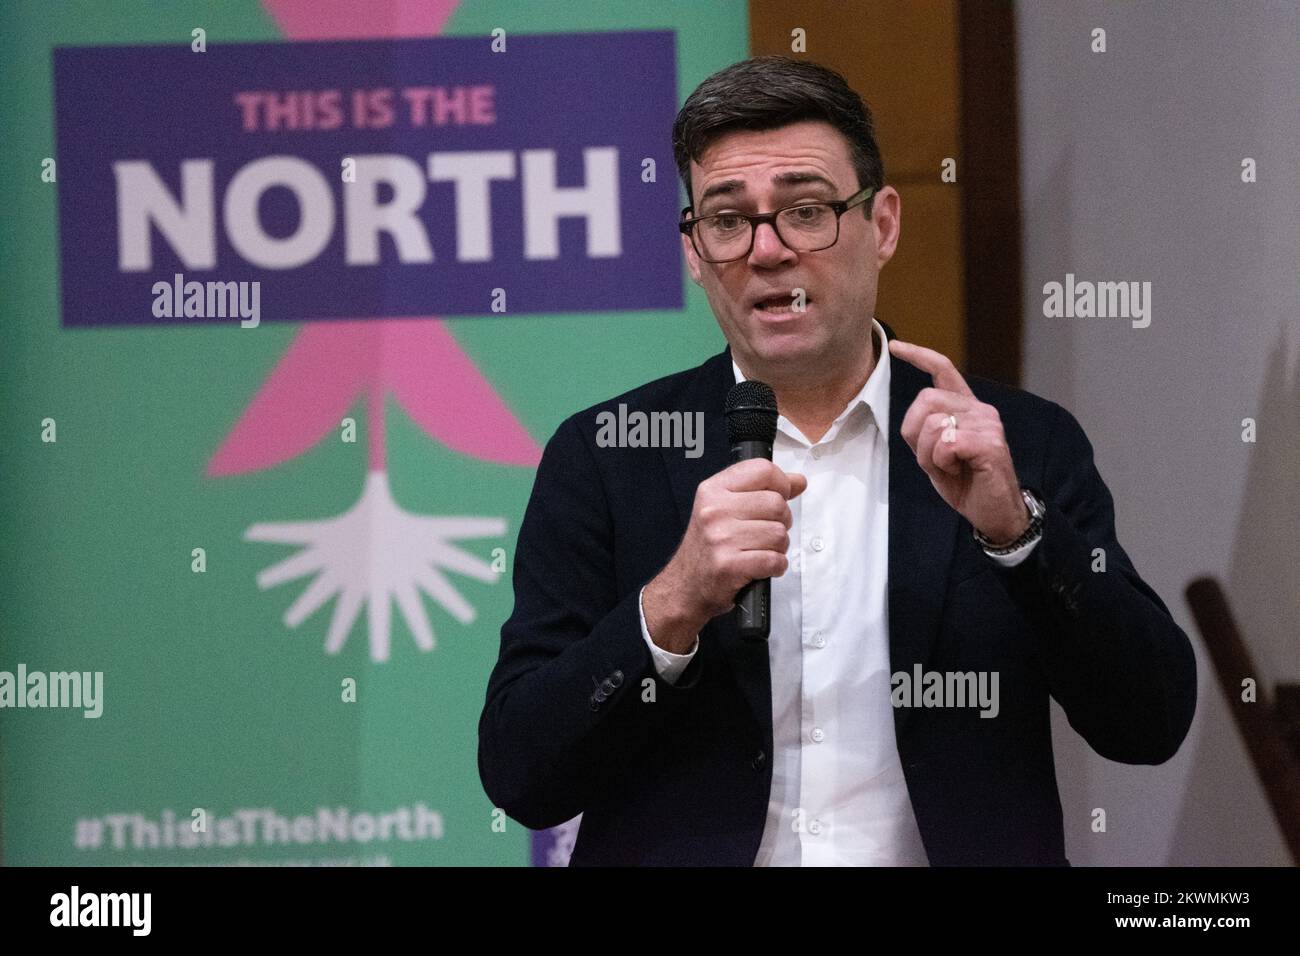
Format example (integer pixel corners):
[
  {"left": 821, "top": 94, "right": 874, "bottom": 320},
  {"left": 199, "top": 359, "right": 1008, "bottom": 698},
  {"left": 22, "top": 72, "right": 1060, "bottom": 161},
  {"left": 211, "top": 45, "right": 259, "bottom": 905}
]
[
  {"left": 661, "top": 346, "right": 774, "bottom": 752},
  {"left": 885, "top": 340, "right": 961, "bottom": 739},
  {"left": 661, "top": 345, "right": 734, "bottom": 537}
]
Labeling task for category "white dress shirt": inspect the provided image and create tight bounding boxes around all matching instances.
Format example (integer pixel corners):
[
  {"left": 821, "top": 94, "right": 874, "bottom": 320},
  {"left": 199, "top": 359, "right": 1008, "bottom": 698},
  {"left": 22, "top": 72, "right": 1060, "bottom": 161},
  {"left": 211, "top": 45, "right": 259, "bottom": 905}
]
[{"left": 637, "top": 319, "right": 1037, "bottom": 865}]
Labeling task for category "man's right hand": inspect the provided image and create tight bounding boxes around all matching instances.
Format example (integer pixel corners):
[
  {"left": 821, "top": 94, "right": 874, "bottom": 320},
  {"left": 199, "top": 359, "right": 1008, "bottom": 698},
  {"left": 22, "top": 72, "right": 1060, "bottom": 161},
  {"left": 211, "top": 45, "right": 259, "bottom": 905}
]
[{"left": 642, "top": 459, "right": 807, "bottom": 654}]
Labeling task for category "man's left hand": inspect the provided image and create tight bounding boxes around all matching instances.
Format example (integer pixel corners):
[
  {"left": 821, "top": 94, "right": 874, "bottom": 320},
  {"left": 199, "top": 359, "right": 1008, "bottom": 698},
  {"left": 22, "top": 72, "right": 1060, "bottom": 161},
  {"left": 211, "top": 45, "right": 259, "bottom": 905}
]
[{"left": 889, "top": 339, "right": 1030, "bottom": 546}]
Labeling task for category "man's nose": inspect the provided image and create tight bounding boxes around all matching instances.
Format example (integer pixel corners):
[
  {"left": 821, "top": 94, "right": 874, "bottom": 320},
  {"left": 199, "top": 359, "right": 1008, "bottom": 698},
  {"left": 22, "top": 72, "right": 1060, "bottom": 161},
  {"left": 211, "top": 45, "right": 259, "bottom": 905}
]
[{"left": 748, "top": 221, "right": 796, "bottom": 267}]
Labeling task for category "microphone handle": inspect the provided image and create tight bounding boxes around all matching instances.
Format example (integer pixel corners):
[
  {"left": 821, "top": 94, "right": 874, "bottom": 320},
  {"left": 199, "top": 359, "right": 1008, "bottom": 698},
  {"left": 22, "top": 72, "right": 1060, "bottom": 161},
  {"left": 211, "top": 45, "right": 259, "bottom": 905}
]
[
  {"left": 730, "top": 439, "right": 774, "bottom": 641},
  {"left": 735, "top": 578, "right": 770, "bottom": 642}
]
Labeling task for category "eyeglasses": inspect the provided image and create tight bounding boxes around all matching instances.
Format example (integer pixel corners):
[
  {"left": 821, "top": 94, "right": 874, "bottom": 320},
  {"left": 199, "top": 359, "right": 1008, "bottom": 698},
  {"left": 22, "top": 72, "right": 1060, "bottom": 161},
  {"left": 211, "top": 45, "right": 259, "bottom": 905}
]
[{"left": 678, "top": 184, "right": 876, "bottom": 263}]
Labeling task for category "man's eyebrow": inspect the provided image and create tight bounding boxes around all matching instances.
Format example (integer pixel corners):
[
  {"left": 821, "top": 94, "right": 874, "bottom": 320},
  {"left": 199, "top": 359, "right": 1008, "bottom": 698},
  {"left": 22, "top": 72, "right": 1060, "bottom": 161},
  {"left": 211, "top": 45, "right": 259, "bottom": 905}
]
[
  {"left": 771, "top": 171, "right": 838, "bottom": 192},
  {"left": 696, "top": 171, "right": 840, "bottom": 209},
  {"left": 697, "top": 178, "right": 745, "bottom": 207}
]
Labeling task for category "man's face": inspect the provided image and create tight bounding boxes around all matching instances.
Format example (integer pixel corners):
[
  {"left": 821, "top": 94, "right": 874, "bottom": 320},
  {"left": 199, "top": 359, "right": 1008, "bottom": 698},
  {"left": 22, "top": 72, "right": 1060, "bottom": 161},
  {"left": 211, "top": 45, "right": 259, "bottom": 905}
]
[{"left": 682, "top": 119, "right": 900, "bottom": 380}]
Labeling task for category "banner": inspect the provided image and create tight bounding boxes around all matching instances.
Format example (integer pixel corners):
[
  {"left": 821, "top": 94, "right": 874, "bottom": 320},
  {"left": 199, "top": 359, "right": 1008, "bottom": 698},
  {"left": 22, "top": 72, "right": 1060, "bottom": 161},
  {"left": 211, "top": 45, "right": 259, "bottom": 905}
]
[{"left": 54, "top": 34, "right": 681, "bottom": 326}]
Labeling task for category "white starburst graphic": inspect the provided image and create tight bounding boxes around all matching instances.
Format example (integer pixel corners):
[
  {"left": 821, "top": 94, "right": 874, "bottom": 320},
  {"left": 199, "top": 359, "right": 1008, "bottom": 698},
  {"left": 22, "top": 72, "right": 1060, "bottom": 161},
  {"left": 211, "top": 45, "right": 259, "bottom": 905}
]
[{"left": 245, "top": 470, "right": 505, "bottom": 662}]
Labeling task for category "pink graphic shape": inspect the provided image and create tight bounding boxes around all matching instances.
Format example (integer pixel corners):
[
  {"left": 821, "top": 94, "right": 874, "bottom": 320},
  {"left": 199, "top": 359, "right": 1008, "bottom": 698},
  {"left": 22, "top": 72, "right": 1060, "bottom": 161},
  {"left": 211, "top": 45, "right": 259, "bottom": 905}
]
[
  {"left": 209, "top": 321, "right": 539, "bottom": 475},
  {"left": 210, "top": 0, "right": 541, "bottom": 478},
  {"left": 261, "top": 0, "right": 459, "bottom": 39}
]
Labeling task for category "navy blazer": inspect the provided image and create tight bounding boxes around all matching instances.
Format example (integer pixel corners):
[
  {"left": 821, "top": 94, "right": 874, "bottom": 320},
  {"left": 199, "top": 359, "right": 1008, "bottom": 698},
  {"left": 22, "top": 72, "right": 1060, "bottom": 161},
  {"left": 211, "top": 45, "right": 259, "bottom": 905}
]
[{"left": 478, "top": 324, "right": 1197, "bottom": 866}]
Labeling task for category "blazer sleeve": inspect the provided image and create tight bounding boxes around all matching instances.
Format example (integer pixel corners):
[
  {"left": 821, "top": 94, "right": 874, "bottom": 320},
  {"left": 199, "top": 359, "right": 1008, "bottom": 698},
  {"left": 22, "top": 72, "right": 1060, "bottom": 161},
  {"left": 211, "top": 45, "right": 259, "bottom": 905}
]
[
  {"left": 477, "top": 414, "right": 706, "bottom": 831},
  {"left": 999, "top": 402, "right": 1197, "bottom": 764}
]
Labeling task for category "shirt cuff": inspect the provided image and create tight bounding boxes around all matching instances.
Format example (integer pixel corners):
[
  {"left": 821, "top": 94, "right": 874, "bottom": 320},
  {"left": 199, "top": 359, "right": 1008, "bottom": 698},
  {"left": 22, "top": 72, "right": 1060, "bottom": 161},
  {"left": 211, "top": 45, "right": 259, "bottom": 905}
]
[
  {"left": 638, "top": 585, "right": 699, "bottom": 686},
  {"left": 984, "top": 534, "right": 1041, "bottom": 568}
]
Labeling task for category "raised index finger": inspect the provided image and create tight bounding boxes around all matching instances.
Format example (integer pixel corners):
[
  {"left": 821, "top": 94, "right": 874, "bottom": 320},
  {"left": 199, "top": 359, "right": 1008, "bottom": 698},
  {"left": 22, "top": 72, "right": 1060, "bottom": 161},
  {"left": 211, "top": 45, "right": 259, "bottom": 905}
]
[{"left": 888, "top": 339, "right": 975, "bottom": 398}]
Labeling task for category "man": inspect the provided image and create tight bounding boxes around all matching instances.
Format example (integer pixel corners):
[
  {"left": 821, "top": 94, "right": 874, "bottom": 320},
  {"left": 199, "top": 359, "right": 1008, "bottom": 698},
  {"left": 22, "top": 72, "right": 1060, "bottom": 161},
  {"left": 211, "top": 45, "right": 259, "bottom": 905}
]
[{"left": 477, "top": 56, "right": 1196, "bottom": 865}]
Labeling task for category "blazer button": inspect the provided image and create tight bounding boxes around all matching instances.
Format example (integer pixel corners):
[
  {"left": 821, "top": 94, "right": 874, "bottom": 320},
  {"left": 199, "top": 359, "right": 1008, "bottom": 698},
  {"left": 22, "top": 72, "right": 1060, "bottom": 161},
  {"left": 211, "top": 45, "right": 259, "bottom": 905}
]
[
  {"left": 751, "top": 750, "right": 766, "bottom": 771},
  {"left": 609, "top": 670, "right": 624, "bottom": 688},
  {"left": 600, "top": 679, "right": 617, "bottom": 694}
]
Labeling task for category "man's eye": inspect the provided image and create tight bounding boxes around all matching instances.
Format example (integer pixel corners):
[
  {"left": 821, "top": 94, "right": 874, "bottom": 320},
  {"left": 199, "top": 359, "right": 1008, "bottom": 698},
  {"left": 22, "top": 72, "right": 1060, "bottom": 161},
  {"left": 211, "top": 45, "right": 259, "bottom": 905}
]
[
  {"left": 788, "top": 204, "right": 828, "bottom": 222},
  {"left": 710, "top": 215, "right": 745, "bottom": 231}
]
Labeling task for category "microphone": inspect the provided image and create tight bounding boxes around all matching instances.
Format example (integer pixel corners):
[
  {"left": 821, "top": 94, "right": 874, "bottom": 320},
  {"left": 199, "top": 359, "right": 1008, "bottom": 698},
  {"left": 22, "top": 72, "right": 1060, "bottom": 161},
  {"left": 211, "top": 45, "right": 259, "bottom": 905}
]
[{"left": 725, "top": 380, "right": 780, "bottom": 642}]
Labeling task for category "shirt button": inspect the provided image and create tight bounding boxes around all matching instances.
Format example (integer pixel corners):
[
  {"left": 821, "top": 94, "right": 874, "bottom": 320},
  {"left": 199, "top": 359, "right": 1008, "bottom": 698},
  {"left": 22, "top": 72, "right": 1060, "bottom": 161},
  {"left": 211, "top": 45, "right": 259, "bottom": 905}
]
[
  {"left": 808, "top": 819, "right": 823, "bottom": 835},
  {"left": 810, "top": 537, "right": 824, "bottom": 552},
  {"left": 812, "top": 632, "right": 826, "bottom": 648},
  {"left": 811, "top": 728, "right": 825, "bottom": 743},
  {"left": 811, "top": 445, "right": 824, "bottom": 459}
]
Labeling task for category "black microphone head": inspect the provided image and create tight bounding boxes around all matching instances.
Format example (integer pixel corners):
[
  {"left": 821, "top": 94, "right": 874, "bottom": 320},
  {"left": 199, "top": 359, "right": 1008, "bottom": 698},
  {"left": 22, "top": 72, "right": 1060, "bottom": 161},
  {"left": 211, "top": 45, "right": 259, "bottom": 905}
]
[{"left": 726, "top": 380, "right": 778, "bottom": 444}]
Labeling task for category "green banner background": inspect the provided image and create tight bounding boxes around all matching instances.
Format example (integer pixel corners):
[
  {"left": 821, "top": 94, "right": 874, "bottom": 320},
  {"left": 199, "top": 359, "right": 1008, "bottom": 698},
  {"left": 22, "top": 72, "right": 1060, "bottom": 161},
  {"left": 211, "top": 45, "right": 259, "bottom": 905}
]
[{"left": 0, "top": 0, "right": 748, "bottom": 865}]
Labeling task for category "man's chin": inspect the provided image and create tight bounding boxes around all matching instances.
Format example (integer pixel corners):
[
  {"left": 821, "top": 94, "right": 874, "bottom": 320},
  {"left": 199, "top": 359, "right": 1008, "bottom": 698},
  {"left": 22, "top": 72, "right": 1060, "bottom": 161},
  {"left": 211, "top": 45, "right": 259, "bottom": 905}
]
[{"left": 745, "top": 332, "right": 825, "bottom": 371}]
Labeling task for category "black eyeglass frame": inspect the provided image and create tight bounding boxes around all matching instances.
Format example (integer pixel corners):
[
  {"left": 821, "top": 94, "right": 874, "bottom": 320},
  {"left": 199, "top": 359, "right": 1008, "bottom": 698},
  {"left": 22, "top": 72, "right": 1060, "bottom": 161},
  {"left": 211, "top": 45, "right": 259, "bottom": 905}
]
[{"left": 678, "top": 183, "right": 878, "bottom": 263}]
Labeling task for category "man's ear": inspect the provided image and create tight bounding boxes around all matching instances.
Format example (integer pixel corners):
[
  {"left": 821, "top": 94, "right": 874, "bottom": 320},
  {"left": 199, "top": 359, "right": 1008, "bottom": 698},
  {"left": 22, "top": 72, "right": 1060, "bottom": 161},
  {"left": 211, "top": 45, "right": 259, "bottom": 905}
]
[
  {"left": 681, "top": 232, "right": 704, "bottom": 287},
  {"left": 872, "top": 186, "right": 902, "bottom": 268}
]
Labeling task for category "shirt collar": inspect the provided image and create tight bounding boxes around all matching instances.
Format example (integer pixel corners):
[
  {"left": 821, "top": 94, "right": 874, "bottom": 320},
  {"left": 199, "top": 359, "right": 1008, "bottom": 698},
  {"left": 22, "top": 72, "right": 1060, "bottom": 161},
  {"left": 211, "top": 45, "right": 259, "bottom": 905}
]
[{"left": 731, "top": 318, "right": 891, "bottom": 445}]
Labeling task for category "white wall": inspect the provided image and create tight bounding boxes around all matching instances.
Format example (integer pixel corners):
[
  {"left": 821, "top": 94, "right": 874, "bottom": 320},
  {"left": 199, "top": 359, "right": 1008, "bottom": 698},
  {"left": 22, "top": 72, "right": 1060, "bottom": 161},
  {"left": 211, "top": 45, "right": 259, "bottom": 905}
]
[{"left": 1015, "top": 0, "right": 1297, "bottom": 865}]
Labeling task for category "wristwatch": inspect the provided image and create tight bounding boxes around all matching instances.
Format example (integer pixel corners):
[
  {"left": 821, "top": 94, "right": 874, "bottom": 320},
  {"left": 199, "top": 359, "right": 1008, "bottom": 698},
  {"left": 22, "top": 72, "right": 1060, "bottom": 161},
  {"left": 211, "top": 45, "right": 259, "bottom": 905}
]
[{"left": 974, "top": 488, "right": 1045, "bottom": 555}]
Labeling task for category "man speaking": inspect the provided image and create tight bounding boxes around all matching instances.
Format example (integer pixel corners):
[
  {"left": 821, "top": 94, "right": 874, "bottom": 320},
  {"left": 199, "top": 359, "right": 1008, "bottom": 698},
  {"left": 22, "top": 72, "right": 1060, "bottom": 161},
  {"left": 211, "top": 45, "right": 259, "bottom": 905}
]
[{"left": 477, "top": 56, "right": 1196, "bottom": 866}]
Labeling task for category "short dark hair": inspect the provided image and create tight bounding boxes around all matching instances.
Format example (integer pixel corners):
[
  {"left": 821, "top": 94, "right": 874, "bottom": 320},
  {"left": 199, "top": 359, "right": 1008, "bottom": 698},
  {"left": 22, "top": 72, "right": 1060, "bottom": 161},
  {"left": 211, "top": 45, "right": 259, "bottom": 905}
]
[{"left": 672, "top": 56, "right": 884, "bottom": 215}]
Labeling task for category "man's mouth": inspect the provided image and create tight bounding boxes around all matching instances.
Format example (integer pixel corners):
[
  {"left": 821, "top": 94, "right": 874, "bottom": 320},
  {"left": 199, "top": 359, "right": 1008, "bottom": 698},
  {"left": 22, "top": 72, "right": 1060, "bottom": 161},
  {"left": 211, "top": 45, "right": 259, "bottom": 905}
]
[{"left": 753, "top": 292, "right": 810, "bottom": 315}]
